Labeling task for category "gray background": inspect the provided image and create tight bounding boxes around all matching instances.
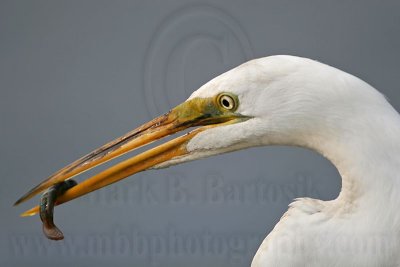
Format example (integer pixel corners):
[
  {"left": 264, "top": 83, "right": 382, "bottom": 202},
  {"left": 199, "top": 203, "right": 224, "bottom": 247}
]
[{"left": 1, "top": 1, "right": 399, "bottom": 266}]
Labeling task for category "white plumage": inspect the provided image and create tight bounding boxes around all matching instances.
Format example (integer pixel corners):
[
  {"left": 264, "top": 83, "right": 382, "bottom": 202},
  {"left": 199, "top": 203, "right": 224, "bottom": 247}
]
[{"left": 160, "top": 55, "right": 400, "bottom": 266}]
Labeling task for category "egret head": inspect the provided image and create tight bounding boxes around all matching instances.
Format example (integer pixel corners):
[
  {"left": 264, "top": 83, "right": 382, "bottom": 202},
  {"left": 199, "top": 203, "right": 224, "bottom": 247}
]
[
  {"left": 184, "top": 55, "right": 378, "bottom": 155},
  {"left": 16, "top": 55, "right": 384, "bottom": 216}
]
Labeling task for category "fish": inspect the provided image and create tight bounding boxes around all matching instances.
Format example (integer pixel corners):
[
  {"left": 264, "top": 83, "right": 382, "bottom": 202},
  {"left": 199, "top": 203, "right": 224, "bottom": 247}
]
[{"left": 39, "top": 179, "right": 77, "bottom": 240}]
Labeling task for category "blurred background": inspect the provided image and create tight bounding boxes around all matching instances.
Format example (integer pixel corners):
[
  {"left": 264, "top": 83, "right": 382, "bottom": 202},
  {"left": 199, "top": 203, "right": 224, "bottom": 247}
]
[{"left": 1, "top": 1, "right": 399, "bottom": 266}]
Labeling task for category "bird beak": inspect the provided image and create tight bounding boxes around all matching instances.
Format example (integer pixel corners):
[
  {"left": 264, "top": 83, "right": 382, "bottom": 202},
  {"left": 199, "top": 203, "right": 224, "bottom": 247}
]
[{"left": 15, "top": 97, "right": 248, "bottom": 217}]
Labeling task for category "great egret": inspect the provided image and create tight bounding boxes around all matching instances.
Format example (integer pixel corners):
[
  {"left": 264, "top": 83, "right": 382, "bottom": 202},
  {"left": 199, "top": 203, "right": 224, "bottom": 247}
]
[{"left": 15, "top": 55, "right": 400, "bottom": 266}]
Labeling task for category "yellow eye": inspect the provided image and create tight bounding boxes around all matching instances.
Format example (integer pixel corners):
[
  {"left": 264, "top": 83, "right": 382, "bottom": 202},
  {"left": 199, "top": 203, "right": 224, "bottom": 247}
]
[{"left": 218, "top": 94, "right": 237, "bottom": 111}]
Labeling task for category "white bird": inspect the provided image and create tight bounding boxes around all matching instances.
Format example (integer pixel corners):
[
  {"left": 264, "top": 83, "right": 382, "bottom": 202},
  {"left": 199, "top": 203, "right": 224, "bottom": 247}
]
[{"left": 15, "top": 55, "right": 400, "bottom": 266}]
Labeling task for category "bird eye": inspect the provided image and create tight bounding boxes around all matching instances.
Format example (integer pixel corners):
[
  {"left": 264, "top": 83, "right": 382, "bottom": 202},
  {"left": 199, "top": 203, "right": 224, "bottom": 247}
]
[{"left": 218, "top": 94, "right": 237, "bottom": 111}]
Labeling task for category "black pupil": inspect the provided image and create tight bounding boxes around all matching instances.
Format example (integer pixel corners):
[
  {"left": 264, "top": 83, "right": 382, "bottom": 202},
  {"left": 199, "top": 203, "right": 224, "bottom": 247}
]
[{"left": 222, "top": 98, "right": 230, "bottom": 108}]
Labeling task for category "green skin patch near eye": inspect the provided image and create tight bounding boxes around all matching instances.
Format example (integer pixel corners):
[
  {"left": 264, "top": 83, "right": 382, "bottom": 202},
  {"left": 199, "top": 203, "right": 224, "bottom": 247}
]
[{"left": 172, "top": 93, "right": 240, "bottom": 126}]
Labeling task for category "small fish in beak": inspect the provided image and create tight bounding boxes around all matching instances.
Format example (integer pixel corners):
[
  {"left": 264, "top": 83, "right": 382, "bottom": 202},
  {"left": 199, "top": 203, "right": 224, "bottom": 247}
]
[{"left": 39, "top": 180, "right": 77, "bottom": 240}]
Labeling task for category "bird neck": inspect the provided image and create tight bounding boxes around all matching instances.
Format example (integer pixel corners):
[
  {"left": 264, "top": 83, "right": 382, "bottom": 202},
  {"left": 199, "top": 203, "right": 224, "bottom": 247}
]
[{"left": 311, "top": 106, "right": 400, "bottom": 213}]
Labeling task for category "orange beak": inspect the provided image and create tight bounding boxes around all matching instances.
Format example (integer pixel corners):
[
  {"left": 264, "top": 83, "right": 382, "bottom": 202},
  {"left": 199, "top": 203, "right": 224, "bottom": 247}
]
[{"left": 15, "top": 96, "right": 247, "bottom": 217}]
